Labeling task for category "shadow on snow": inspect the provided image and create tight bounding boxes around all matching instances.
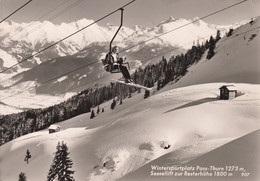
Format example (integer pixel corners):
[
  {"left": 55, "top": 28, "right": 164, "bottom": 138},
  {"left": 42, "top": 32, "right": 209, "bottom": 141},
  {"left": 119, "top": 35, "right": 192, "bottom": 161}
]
[{"left": 164, "top": 97, "right": 218, "bottom": 114}]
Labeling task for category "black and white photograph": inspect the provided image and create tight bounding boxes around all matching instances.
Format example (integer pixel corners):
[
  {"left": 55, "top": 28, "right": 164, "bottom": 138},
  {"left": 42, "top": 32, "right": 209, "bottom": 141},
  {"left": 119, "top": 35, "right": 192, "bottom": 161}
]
[{"left": 0, "top": 0, "right": 259, "bottom": 180}]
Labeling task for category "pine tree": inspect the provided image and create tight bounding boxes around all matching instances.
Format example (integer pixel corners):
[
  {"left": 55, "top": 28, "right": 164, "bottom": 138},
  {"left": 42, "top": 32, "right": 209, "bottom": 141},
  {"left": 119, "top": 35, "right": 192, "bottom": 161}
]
[
  {"left": 96, "top": 105, "right": 100, "bottom": 114},
  {"left": 204, "top": 40, "right": 209, "bottom": 50},
  {"left": 144, "top": 90, "right": 150, "bottom": 99},
  {"left": 47, "top": 142, "right": 61, "bottom": 181},
  {"left": 144, "top": 82, "right": 151, "bottom": 99},
  {"left": 206, "top": 36, "right": 216, "bottom": 60},
  {"left": 24, "top": 149, "right": 31, "bottom": 164},
  {"left": 226, "top": 28, "right": 233, "bottom": 37},
  {"left": 111, "top": 99, "right": 116, "bottom": 110},
  {"left": 216, "top": 30, "right": 221, "bottom": 42},
  {"left": 58, "top": 143, "right": 75, "bottom": 181},
  {"left": 47, "top": 142, "right": 75, "bottom": 181},
  {"left": 90, "top": 110, "right": 95, "bottom": 119},
  {"left": 157, "top": 79, "right": 161, "bottom": 91},
  {"left": 18, "top": 172, "right": 27, "bottom": 181}
]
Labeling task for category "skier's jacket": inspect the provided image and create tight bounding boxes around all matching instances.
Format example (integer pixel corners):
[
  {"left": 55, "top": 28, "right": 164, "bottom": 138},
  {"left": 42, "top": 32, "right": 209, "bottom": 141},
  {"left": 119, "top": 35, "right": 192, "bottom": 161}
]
[
  {"left": 102, "top": 52, "right": 123, "bottom": 72},
  {"left": 105, "top": 52, "right": 119, "bottom": 65}
]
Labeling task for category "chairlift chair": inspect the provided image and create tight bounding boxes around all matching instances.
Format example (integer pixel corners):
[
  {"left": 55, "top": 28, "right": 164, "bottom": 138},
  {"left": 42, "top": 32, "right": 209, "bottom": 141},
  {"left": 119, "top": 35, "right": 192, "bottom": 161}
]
[
  {"left": 102, "top": 56, "right": 130, "bottom": 73},
  {"left": 101, "top": 8, "right": 130, "bottom": 73}
]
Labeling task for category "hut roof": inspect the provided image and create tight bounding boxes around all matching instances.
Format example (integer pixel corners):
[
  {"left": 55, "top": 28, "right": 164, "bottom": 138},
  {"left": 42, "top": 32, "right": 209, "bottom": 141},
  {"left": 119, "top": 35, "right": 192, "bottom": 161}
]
[
  {"left": 48, "top": 124, "right": 60, "bottom": 130},
  {"left": 219, "top": 85, "right": 237, "bottom": 91}
]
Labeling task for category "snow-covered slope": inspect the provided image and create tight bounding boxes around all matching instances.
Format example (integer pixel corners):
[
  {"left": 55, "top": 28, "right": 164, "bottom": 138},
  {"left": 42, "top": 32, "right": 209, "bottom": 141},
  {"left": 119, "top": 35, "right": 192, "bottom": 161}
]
[
  {"left": 120, "top": 128, "right": 260, "bottom": 181},
  {"left": 170, "top": 17, "right": 260, "bottom": 89},
  {"left": 0, "top": 83, "right": 259, "bottom": 181}
]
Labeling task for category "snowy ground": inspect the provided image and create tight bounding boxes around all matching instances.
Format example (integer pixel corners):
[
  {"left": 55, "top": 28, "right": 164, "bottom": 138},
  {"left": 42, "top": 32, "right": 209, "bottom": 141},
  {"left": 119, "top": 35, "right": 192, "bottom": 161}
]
[
  {"left": 120, "top": 129, "right": 260, "bottom": 181},
  {"left": 0, "top": 83, "right": 259, "bottom": 181}
]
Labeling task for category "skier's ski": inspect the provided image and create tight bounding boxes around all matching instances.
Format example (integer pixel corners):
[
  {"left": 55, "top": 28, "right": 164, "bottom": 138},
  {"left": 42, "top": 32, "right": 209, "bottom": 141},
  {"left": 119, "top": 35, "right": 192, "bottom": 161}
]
[{"left": 112, "top": 79, "right": 153, "bottom": 91}]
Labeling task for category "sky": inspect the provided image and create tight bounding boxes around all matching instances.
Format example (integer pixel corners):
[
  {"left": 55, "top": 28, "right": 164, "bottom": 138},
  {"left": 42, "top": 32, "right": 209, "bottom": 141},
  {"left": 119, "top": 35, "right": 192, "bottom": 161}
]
[{"left": 0, "top": 0, "right": 259, "bottom": 28}]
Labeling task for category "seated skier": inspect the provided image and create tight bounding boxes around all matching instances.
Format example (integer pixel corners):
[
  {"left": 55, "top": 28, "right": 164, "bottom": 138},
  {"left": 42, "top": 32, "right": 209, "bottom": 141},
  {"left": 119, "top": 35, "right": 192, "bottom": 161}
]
[{"left": 104, "top": 46, "right": 133, "bottom": 83}]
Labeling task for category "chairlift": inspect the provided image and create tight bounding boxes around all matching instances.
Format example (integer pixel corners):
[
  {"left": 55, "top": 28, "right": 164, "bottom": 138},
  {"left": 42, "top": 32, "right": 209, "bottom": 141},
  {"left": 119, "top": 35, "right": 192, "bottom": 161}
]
[{"left": 101, "top": 8, "right": 130, "bottom": 73}]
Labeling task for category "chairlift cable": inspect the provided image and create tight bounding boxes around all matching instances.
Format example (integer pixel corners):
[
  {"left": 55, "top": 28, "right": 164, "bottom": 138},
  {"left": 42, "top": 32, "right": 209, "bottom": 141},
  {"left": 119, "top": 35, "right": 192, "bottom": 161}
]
[
  {"left": 0, "top": 0, "right": 32, "bottom": 24},
  {"left": 118, "top": 0, "right": 248, "bottom": 54},
  {"left": 0, "top": 0, "right": 136, "bottom": 74},
  {"left": 9, "top": 0, "right": 72, "bottom": 40}
]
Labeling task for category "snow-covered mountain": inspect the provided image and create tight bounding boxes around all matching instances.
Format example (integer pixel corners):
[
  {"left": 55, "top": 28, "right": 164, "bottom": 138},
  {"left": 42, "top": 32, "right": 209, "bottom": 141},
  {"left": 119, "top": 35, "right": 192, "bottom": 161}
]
[
  {"left": 128, "top": 16, "right": 235, "bottom": 46},
  {"left": 0, "top": 17, "right": 239, "bottom": 72},
  {"left": 0, "top": 19, "right": 133, "bottom": 72}
]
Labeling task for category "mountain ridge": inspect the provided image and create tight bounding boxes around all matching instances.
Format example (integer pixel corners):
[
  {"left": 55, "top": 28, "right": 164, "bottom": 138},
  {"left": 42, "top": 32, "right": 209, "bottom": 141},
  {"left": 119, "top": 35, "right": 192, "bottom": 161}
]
[{"left": 0, "top": 17, "right": 241, "bottom": 72}]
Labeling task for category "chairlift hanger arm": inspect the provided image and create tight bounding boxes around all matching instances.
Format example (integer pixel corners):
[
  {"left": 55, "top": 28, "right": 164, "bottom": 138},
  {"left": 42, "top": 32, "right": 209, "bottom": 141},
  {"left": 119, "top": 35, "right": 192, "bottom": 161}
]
[{"left": 109, "top": 8, "right": 124, "bottom": 53}]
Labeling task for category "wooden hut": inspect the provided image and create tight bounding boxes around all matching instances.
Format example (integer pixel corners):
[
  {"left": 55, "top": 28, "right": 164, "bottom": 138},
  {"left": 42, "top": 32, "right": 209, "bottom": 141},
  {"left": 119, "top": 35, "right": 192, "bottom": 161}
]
[
  {"left": 48, "top": 124, "right": 60, "bottom": 134},
  {"left": 219, "top": 85, "right": 237, "bottom": 100}
]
